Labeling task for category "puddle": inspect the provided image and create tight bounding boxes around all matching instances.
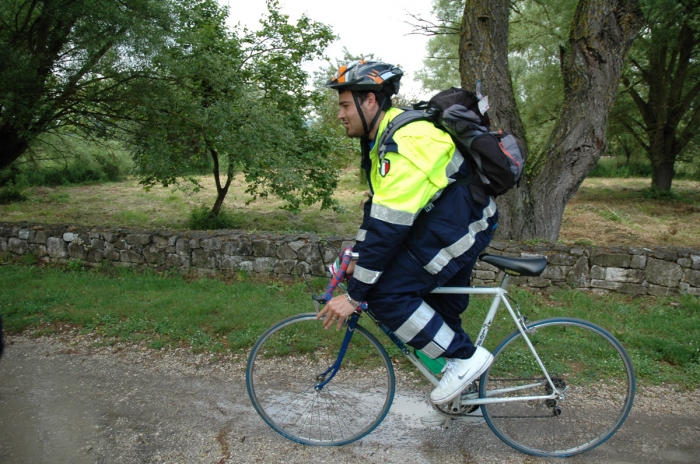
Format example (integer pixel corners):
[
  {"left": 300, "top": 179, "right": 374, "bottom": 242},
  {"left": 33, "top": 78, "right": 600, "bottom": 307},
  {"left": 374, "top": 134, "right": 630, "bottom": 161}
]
[{"left": 389, "top": 392, "right": 433, "bottom": 429}]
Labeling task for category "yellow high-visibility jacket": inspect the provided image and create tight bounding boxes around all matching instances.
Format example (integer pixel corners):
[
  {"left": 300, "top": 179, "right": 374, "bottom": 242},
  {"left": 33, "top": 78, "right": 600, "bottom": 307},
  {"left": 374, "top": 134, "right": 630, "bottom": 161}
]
[{"left": 348, "top": 107, "right": 498, "bottom": 301}]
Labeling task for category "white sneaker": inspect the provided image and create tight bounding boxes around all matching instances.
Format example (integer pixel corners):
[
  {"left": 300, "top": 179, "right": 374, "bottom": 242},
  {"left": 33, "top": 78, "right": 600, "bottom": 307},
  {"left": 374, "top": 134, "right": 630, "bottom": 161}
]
[
  {"left": 420, "top": 407, "right": 485, "bottom": 427},
  {"left": 430, "top": 347, "right": 493, "bottom": 405}
]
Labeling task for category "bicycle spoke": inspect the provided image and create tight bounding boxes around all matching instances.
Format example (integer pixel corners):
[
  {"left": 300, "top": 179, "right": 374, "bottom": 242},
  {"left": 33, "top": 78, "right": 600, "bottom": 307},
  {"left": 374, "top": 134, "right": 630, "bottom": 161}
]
[
  {"left": 246, "top": 314, "right": 394, "bottom": 445},
  {"left": 480, "top": 318, "right": 635, "bottom": 457}
]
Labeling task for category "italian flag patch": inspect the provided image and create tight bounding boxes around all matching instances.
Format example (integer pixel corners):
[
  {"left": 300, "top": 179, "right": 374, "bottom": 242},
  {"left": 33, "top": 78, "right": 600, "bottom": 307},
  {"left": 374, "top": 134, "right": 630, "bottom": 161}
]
[{"left": 379, "top": 158, "right": 390, "bottom": 177}]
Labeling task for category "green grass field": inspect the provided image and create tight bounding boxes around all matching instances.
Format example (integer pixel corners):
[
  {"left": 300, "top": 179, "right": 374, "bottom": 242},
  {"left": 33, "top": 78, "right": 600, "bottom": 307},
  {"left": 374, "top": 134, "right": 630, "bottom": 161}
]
[{"left": 1, "top": 263, "right": 698, "bottom": 389}]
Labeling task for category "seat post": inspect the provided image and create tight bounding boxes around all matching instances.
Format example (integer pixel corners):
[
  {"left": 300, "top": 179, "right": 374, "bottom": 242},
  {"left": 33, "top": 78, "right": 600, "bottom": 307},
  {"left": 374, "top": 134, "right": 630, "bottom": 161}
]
[{"left": 499, "top": 273, "right": 511, "bottom": 290}]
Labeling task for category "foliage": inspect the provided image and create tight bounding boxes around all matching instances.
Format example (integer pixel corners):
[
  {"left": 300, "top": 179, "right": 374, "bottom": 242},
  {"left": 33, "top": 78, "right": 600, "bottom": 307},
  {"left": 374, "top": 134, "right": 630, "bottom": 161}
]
[
  {"left": 0, "top": 180, "right": 27, "bottom": 204},
  {"left": 611, "top": 0, "right": 700, "bottom": 191},
  {"left": 0, "top": 135, "right": 132, "bottom": 188},
  {"left": 412, "top": 0, "right": 463, "bottom": 92},
  {"left": 0, "top": 0, "right": 178, "bottom": 170},
  {"left": 589, "top": 156, "right": 653, "bottom": 178},
  {"left": 129, "top": 0, "right": 339, "bottom": 217},
  {"left": 508, "top": 0, "right": 578, "bottom": 165}
]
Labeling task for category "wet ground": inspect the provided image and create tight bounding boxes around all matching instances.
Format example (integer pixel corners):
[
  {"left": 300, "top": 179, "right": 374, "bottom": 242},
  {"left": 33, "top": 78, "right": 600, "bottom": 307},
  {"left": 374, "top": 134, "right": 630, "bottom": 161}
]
[{"left": 1, "top": 335, "right": 699, "bottom": 464}]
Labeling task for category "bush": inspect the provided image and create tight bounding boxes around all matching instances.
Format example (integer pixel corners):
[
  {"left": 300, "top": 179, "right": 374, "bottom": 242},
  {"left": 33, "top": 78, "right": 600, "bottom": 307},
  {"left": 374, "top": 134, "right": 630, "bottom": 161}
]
[
  {"left": 0, "top": 136, "right": 133, "bottom": 188},
  {"left": 590, "top": 153, "right": 700, "bottom": 181},
  {"left": 0, "top": 159, "right": 130, "bottom": 188},
  {"left": 589, "top": 156, "right": 652, "bottom": 178},
  {"left": 0, "top": 181, "right": 28, "bottom": 204},
  {"left": 187, "top": 205, "right": 237, "bottom": 230}
]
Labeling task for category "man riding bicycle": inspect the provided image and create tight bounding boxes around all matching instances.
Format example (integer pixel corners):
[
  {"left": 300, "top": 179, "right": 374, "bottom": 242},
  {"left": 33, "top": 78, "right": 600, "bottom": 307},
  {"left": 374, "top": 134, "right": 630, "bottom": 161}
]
[{"left": 317, "top": 60, "right": 498, "bottom": 425}]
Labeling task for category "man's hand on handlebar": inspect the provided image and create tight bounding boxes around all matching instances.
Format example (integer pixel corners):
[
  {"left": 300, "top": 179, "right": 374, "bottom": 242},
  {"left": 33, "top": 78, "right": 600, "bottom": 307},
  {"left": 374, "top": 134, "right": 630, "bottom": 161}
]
[{"left": 316, "top": 294, "right": 357, "bottom": 330}]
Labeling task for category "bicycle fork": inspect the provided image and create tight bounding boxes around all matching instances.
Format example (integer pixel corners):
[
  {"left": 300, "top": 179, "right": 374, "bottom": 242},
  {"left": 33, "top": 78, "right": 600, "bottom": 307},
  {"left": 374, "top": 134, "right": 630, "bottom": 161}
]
[{"left": 313, "top": 312, "right": 362, "bottom": 391}]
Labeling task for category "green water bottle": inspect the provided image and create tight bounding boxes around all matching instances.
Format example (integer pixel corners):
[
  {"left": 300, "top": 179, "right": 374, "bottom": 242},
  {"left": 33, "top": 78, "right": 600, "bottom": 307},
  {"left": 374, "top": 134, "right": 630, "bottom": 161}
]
[{"left": 415, "top": 349, "right": 446, "bottom": 375}]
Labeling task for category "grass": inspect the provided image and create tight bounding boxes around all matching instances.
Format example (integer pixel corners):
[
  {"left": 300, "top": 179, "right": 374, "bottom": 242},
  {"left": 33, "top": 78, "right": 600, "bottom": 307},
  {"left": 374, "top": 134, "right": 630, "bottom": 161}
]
[
  {"left": 0, "top": 172, "right": 368, "bottom": 236},
  {"left": 1, "top": 263, "right": 698, "bottom": 389},
  {"left": 1, "top": 263, "right": 317, "bottom": 353},
  {"left": 1, "top": 174, "right": 698, "bottom": 247},
  {"left": 561, "top": 177, "right": 700, "bottom": 247}
]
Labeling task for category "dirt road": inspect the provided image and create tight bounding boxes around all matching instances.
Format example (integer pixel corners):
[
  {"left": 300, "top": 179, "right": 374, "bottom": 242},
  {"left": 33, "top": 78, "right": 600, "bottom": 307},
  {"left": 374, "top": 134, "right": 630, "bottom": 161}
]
[{"left": 1, "top": 333, "right": 698, "bottom": 464}]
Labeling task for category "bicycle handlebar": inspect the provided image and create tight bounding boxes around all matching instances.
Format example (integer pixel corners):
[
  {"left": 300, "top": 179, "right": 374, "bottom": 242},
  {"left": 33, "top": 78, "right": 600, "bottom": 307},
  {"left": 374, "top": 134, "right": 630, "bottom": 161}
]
[{"left": 320, "top": 247, "right": 367, "bottom": 311}]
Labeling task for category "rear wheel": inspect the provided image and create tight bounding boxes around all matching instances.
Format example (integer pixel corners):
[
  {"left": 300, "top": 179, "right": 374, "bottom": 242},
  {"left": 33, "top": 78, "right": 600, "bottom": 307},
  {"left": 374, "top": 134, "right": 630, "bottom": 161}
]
[
  {"left": 480, "top": 318, "right": 635, "bottom": 457},
  {"left": 246, "top": 313, "right": 395, "bottom": 446}
]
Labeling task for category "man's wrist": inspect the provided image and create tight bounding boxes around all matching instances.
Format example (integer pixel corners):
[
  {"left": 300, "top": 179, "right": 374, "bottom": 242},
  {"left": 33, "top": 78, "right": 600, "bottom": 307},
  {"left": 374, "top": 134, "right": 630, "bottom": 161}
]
[{"left": 345, "top": 293, "right": 361, "bottom": 309}]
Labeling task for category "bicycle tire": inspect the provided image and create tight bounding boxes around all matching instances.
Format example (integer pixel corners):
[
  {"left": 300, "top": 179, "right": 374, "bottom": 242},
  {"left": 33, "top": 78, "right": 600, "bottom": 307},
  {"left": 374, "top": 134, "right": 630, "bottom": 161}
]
[
  {"left": 479, "top": 318, "right": 635, "bottom": 457},
  {"left": 246, "top": 313, "right": 395, "bottom": 446}
]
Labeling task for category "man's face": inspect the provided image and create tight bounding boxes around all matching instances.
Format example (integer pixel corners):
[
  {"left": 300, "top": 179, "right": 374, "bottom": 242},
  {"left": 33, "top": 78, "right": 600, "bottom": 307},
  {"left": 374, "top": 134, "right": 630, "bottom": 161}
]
[{"left": 337, "top": 90, "right": 374, "bottom": 138}]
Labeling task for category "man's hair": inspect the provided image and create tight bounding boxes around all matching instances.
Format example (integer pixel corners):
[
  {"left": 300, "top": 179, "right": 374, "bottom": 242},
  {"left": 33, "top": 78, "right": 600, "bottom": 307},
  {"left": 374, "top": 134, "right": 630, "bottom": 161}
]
[{"left": 351, "top": 90, "right": 394, "bottom": 111}]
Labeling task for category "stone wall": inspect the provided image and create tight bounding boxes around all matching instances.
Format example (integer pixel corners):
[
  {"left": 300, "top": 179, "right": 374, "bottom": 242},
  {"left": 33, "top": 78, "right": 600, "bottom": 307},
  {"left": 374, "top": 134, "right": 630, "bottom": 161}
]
[{"left": 2, "top": 222, "right": 699, "bottom": 297}]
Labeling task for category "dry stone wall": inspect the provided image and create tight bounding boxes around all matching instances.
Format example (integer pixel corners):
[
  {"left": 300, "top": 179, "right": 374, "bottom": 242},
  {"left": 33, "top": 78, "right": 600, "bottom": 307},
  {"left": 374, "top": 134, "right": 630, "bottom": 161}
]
[{"left": 2, "top": 222, "right": 699, "bottom": 297}]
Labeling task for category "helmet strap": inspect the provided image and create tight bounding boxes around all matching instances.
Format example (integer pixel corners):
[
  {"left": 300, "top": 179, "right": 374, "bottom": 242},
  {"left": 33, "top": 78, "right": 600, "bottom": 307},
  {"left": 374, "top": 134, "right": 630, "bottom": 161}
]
[
  {"left": 352, "top": 92, "right": 370, "bottom": 136},
  {"left": 352, "top": 92, "right": 387, "bottom": 141}
]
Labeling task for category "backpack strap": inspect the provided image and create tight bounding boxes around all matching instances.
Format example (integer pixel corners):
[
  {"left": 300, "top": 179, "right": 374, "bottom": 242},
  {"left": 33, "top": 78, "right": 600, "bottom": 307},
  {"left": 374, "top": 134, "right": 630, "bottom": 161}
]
[{"left": 376, "top": 110, "right": 430, "bottom": 161}]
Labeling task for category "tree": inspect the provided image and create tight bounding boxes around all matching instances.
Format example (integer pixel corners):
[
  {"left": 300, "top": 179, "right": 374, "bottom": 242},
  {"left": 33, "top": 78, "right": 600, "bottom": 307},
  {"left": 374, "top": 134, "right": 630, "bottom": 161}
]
[
  {"left": 615, "top": 0, "right": 700, "bottom": 191},
  {"left": 460, "top": 0, "right": 643, "bottom": 241},
  {"left": 130, "top": 0, "right": 338, "bottom": 217},
  {"left": 411, "top": 0, "right": 463, "bottom": 92},
  {"left": 414, "top": 0, "right": 578, "bottom": 159},
  {"left": 413, "top": 0, "right": 642, "bottom": 240},
  {"left": 508, "top": 0, "right": 578, "bottom": 160},
  {"left": 0, "top": 0, "right": 176, "bottom": 170}
]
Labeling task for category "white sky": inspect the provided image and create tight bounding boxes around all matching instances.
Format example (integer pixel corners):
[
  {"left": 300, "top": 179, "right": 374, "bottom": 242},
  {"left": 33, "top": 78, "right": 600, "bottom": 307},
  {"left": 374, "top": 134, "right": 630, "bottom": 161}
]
[{"left": 222, "top": 0, "right": 436, "bottom": 100}]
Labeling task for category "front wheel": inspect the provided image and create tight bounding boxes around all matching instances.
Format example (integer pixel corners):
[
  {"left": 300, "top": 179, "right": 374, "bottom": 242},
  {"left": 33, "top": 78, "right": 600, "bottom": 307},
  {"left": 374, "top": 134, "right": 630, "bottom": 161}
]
[
  {"left": 246, "top": 313, "right": 395, "bottom": 446},
  {"left": 480, "top": 318, "right": 635, "bottom": 457}
]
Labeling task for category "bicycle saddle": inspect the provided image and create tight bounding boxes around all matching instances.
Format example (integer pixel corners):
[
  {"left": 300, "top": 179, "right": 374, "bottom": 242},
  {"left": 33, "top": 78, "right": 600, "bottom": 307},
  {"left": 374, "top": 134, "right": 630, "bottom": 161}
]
[{"left": 479, "top": 253, "right": 547, "bottom": 277}]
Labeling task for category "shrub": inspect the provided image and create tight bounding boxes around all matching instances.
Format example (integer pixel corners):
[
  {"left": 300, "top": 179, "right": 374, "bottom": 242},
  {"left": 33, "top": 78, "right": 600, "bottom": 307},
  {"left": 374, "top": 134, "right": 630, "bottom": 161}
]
[
  {"left": 0, "top": 181, "right": 27, "bottom": 204},
  {"left": 187, "top": 205, "right": 237, "bottom": 230},
  {"left": 589, "top": 156, "right": 652, "bottom": 178}
]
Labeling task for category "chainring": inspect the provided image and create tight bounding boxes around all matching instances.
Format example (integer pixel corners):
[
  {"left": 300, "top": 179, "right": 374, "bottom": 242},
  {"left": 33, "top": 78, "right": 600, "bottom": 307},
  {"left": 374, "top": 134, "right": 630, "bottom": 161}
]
[{"left": 433, "top": 381, "right": 481, "bottom": 416}]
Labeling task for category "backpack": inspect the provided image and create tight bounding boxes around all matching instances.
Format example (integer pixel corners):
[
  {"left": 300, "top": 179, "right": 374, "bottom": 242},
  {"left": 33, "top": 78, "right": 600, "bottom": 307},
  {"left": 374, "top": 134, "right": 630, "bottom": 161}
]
[{"left": 377, "top": 86, "right": 524, "bottom": 201}]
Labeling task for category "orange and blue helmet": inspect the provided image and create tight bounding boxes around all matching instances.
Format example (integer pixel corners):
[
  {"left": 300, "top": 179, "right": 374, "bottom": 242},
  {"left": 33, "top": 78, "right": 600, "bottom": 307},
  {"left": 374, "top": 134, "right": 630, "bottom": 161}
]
[{"left": 326, "top": 60, "right": 403, "bottom": 95}]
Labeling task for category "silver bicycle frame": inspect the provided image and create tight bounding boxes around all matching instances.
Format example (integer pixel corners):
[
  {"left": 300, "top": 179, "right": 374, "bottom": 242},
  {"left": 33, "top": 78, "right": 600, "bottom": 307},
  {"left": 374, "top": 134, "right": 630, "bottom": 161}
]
[
  {"left": 345, "top": 251, "right": 562, "bottom": 406},
  {"left": 366, "top": 274, "right": 562, "bottom": 407}
]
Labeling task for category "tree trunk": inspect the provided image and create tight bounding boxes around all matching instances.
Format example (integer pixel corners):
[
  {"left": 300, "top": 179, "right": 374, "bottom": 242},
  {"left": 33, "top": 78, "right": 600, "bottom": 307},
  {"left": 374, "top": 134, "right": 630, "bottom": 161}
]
[
  {"left": 208, "top": 144, "right": 234, "bottom": 218},
  {"left": 0, "top": 127, "right": 31, "bottom": 171},
  {"left": 651, "top": 158, "right": 676, "bottom": 191},
  {"left": 460, "top": 0, "right": 643, "bottom": 241}
]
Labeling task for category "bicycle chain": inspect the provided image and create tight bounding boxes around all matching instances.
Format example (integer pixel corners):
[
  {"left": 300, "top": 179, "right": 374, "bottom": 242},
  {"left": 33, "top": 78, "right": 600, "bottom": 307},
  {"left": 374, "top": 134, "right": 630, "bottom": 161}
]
[{"left": 433, "top": 376, "right": 565, "bottom": 417}]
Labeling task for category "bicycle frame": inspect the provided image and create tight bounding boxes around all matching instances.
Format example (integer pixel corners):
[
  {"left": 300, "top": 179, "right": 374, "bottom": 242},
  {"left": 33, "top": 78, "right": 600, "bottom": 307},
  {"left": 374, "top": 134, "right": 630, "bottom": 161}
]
[{"left": 317, "top": 260, "right": 562, "bottom": 407}]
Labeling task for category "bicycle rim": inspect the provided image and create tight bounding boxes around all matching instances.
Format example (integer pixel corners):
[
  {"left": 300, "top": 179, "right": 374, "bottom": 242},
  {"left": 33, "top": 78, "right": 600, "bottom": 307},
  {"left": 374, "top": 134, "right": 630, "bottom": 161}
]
[
  {"left": 246, "top": 313, "right": 395, "bottom": 446},
  {"left": 480, "top": 318, "right": 635, "bottom": 457}
]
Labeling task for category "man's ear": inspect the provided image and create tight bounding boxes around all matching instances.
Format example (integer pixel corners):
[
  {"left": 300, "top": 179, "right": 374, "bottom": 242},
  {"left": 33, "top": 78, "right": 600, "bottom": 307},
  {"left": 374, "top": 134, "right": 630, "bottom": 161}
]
[{"left": 364, "top": 91, "right": 378, "bottom": 109}]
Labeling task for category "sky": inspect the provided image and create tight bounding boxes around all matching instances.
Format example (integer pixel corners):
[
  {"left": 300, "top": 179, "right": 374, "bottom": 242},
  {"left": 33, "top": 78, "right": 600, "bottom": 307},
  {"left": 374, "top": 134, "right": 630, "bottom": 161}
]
[{"left": 222, "top": 0, "right": 436, "bottom": 100}]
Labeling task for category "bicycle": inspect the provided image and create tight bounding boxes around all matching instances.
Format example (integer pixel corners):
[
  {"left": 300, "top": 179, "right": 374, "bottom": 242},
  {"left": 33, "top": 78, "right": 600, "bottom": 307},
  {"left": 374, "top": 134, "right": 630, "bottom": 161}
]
[{"left": 246, "top": 248, "right": 636, "bottom": 458}]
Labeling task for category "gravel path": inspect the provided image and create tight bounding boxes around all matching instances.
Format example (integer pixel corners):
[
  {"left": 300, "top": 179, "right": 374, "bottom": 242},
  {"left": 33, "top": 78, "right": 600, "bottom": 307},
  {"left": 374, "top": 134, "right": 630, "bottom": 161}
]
[{"left": 1, "top": 332, "right": 699, "bottom": 464}]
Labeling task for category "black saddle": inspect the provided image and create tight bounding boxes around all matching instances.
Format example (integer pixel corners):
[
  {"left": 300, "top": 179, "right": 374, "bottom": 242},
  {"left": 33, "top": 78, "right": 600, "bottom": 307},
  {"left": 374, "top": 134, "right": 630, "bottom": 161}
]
[{"left": 479, "top": 253, "right": 547, "bottom": 277}]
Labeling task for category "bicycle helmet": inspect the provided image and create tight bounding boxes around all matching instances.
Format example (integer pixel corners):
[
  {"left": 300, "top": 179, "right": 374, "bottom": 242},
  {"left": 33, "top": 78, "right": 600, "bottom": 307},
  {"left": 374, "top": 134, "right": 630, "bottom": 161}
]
[
  {"left": 327, "top": 60, "right": 403, "bottom": 140},
  {"left": 326, "top": 60, "right": 403, "bottom": 96}
]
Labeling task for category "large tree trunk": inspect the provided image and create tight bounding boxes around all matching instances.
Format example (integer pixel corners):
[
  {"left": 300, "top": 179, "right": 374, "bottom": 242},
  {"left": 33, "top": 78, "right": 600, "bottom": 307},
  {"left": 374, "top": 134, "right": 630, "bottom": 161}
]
[
  {"left": 460, "top": 0, "right": 643, "bottom": 241},
  {"left": 0, "top": 128, "right": 30, "bottom": 170}
]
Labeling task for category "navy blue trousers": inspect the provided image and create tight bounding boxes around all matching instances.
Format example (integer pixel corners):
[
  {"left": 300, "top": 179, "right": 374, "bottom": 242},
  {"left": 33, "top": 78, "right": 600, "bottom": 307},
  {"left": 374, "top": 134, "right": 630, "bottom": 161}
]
[{"left": 364, "top": 208, "right": 495, "bottom": 360}]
